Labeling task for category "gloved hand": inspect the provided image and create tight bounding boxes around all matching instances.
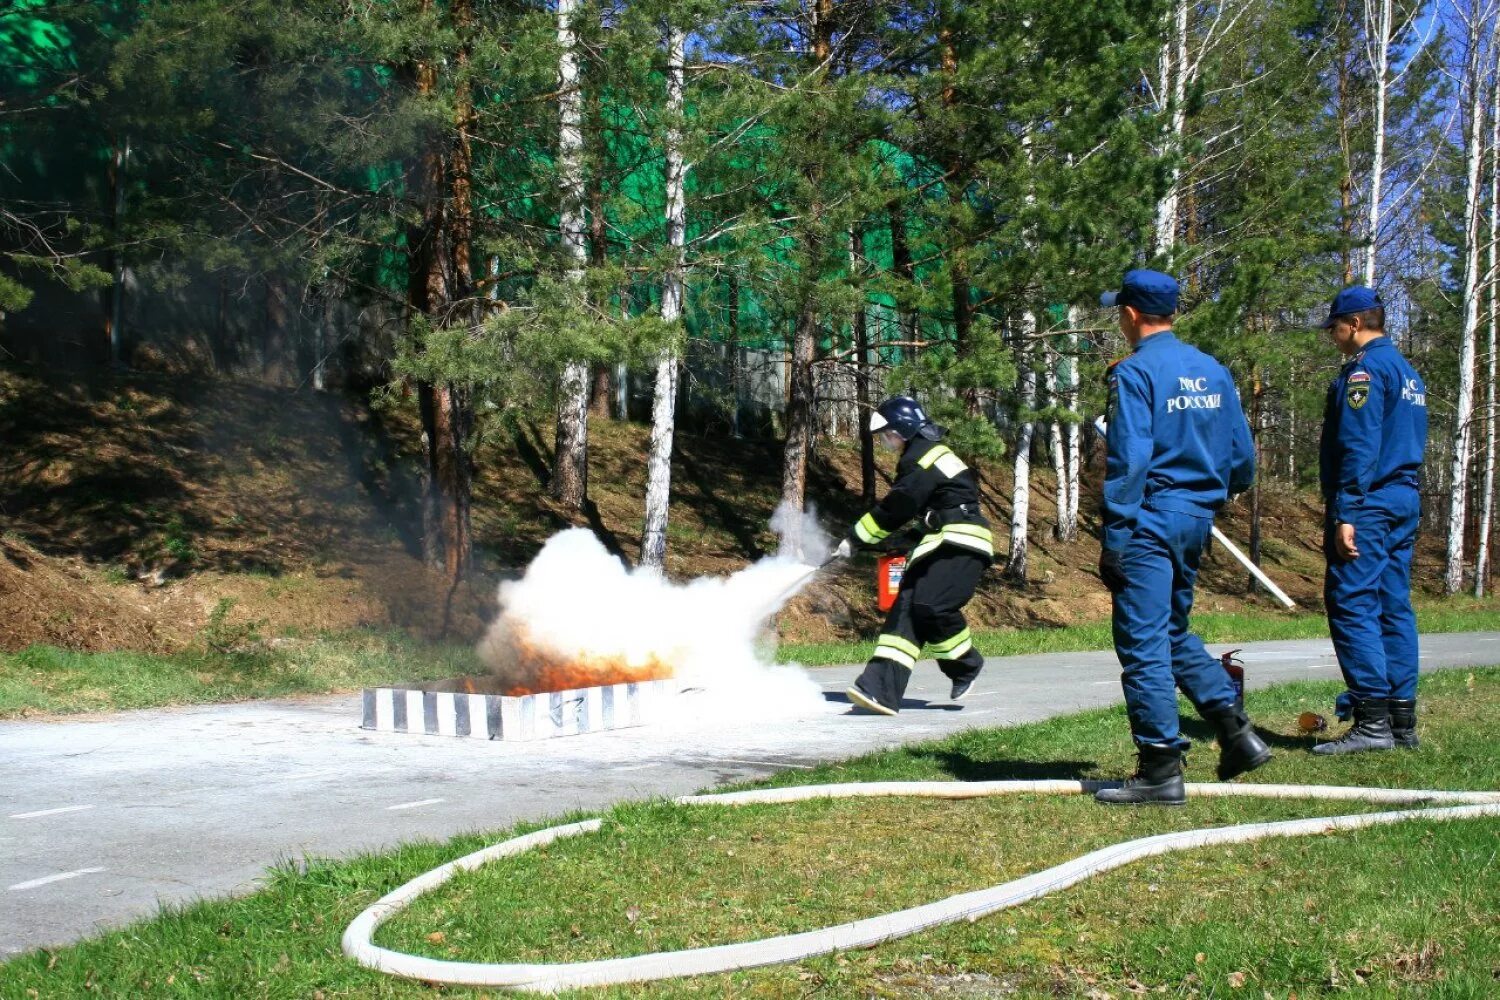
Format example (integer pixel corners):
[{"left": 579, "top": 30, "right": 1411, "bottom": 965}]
[
  {"left": 833, "top": 538, "right": 854, "bottom": 560},
  {"left": 1098, "top": 549, "right": 1127, "bottom": 593}
]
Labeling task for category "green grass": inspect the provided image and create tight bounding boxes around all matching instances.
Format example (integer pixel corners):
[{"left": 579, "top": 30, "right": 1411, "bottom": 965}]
[
  {"left": 779, "top": 601, "right": 1500, "bottom": 665},
  {"left": 0, "top": 631, "right": 481, "bottom": 718},
  {"left": 2, "top": 669, "right": 1496, "bottom": 999},
  {"left": 8, "top": 600, "right": 1500, "bottom": 718}
]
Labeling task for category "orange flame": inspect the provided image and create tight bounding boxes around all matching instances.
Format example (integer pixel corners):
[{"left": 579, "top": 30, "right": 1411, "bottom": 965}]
[{"left": 499, "top": 631, "right": 675, "bottom": 696}]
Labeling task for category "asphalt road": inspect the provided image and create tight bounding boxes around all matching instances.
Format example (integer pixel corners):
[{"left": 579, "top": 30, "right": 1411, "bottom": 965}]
[{"left": 4, "top": 632, "right": 1500, "bottom": 958}]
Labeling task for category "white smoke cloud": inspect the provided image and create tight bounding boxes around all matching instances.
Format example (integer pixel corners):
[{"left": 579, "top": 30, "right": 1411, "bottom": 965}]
[
  {"left": 770, "top": 499, "right": 834, "bottom": 565},
  {"left": 478, "top": 504, "right": 838, "bottom": 726}
]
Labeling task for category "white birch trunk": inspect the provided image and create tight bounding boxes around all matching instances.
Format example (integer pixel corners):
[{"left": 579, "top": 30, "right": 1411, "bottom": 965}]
[
  {"left": 1476, "top": 42, "right": 1500, "bottom": 596},
  {"left": 551, "top": 0, "right": 591, "bottom": 508},
  {"left": 1154, "top": 0, "right": 1189, "bottom": 260},
  {"left": 1363, "top": 0, "right": 1393, "bottom": 286},
  {"left": 1063, "top": 309, "right": 1081, "bottom": 540},
  {"left": 1446, "top": 13, "right": 1491, "bottom": 595},
  {"left": 640, "top": 26, "right": 687, "bottom": 571},
  {"left": 1006, "top": 320, "right": 1038, "bottom": 580},
  {"left": 1044, "top": 344, "right": 1069, "bottom": 541}
]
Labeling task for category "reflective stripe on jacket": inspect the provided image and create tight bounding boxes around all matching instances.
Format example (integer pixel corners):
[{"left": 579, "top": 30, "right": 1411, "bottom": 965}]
[{"left": 850, "top": 438, "right": 993, "bottom": 565}]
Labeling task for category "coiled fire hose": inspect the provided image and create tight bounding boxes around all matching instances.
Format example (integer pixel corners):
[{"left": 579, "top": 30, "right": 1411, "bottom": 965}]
[{"left": 343, "top": 780, "right": 1500, "bottom": 993}]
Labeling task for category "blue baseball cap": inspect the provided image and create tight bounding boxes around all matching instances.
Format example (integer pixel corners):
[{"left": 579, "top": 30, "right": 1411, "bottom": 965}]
[
  {"left": 1100, "top": 269, "right": 1179, "bottom": 315},
  {"left": 1321, "top": 285, "right": 1382, "bottom": 328}
]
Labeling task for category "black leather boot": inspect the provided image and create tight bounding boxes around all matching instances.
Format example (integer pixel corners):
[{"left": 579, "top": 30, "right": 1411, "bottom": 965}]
[
  {"left": 1095, "top": 745, "right": 1187, "bottom": 806},
  {"left": 1312, "top": 695, "right": 1394, "bottom": 755},
  {"left": 846, "top": 660, "right": 906, "bottom": 716},
  {"left": 1202, "top": 703, "right": 1273, "bottom": 780},
  {"left": 1388, "top": 698, "right": 1419, "bottom": 749}
]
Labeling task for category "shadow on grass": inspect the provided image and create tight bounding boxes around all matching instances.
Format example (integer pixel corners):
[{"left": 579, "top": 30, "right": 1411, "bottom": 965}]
[
  {"left": 582, "top": 498, "right": 627, "bottom": 562},
  {"left": 1180, "top": 716, "right": 1316, "bottom": 752},
  {"left": 908, "top": 748, "right": 1101, "bottom": 782},
  {"left": 507, "top": 419, "right": 552, "bottom": 489},
  {"left": 676, "top": 443, "right": 766, "bottom": 561}
]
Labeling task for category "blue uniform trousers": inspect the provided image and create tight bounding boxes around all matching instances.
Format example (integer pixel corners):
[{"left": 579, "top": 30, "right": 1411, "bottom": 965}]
[
  {"left": 1324, "top": 489, "right": 1420, "bottom": 700},
  {"left": 1112, "top": 506, "right": 1239, "bottom": 750}
]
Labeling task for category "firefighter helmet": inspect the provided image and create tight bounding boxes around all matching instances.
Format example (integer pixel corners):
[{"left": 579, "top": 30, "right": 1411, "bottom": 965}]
[{"left": 869, "top": 396, "right": 933, "bottom": 440}]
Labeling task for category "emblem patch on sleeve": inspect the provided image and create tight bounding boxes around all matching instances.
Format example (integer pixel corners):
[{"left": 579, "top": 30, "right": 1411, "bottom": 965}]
[{"left": 1346, "top": 379, "right": 1369, "bottom": 410}]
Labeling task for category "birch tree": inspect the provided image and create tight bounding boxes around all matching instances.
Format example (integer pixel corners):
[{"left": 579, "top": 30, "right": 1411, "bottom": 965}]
[
  {"left": 1062, "top": 313, "right": 1081, "bottom": 542},
  {"left": 1155, "top": 0, "right": 1190, "bottom": 258},
  {"left": 551, "top": 0, "right": 591, "bottom": 511},
  {"left": 1363, "top": 0, "right": 1395, "bottom": 284},
  {"left": 1005, "top": 327, "right": 1038, "bottom": 581},
  {"left": 1152, "top": 0, "right": 1253, "bottom": 262},
  {"left": 1044, "top": 342, "right": 1070, "bottom": 540},
  {"left": 1476, "top": 39, "right": 1500, "bottom": 595},
  {"left": 640, "top": 22, "right": 687, "bottom": 571},
  {"left": 1362, "top": 0, "right": 1436, "bottom": 284},
  {"left": 1445, "top": 0, "right": 1497, "bottom": 595}
]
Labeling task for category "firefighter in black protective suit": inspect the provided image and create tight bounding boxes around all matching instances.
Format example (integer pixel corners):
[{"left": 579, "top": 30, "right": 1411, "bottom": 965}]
[{"left": 835, "top": 396, "right": 994, "bottom": 716}]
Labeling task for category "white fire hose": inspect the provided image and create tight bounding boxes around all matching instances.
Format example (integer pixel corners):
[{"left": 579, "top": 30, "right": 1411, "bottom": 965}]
[
  {"left": 1091, "top": 415, "right": 1296, "bottom": 609},
  {"left": 343, "top": 780, "right": 1500, "bottom": 993}
]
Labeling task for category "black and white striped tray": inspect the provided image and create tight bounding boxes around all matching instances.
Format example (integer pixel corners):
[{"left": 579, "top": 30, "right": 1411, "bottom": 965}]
[{"left": 361, "top": 680, "right": 673, "bottom": 741}]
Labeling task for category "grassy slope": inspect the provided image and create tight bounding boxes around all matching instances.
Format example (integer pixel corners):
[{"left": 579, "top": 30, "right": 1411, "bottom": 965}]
[
  {"left": 6, "top": 603, "right": 1500, "bottom": 718},
  {"left": 2, "top": 669, "right": 1495, "bottom": 999},
  {"left": 0, "top": 632, "right": 481, "bottom": 718},
  {"left": 0, "top": 364, "right": 1470, "bottom": 655}
]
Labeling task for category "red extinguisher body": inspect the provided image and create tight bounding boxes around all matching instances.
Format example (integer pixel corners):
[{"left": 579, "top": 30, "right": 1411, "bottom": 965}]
[
  {"left": 877, "top": 554, "right": 907, "bottom": 612},
  {"left": 1220, "top": 649, "right": 1245, "bottom": 707}
]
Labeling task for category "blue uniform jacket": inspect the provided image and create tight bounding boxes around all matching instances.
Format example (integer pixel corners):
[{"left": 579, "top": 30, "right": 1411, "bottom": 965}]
[
  {"left": 1103, "top": 332, "right": 1255, "bottom": 553},
  {"left": 1318, "top": 336, "right": 1427, "bottom": 521}
]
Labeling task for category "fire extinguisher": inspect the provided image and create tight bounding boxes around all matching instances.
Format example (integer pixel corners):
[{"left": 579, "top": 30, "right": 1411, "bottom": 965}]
[
  {"left": 876, "top": 554, "right": 906, "bottom": 612},
  {"left": 1220, "top": 649, "right": 1245, "bottom": 708}
]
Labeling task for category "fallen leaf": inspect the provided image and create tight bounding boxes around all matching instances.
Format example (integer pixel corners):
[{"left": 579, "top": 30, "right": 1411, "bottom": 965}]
[
  {"left": 1228, "top": 971, "right": 1246, "bottom": 988},
  {"left": 426, "top": 931, "right": 445, "bottom": 945},
  {"left": 1195, "top": 953, "right": 1207, "bottom": 965},
  {"left": 626, "top": 904, "right": 641, "bottom": 923}
]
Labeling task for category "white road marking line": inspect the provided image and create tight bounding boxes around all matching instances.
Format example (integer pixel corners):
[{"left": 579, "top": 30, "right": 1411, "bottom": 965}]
[
  {"left": 613, "top": 763, "right": 661, "bottom": 772},
  {"left": 686, "top": 757, "right": 815, "bottom": 770},
  {"left": 8, "top": 804, "right": 94, "bottom": 820},
  {"left": 385, "top": 798, "right": 445, "bottom": 811},
  {"left": 1092, "top": 680, "right": 1115, "bottom": 686},
  {"left": 8, "top": 868, "right": 106, "bottom": 892}
]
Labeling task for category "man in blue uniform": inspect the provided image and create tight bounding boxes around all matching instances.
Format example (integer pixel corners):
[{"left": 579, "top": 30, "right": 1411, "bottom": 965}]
[
  {"left": 1095, "top": 269, "right": 1271, "bottom": 805},
  {"left": 836, "top": 396, "right": 993, "bottom": 716},
  {"left": 1315, "top": 286, "right": 1428, "bottom": 754}
]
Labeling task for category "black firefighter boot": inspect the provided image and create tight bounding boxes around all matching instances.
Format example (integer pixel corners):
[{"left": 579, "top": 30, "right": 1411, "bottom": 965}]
[
  {"left": 1312, "top": 695, "right": 1395, "bottom": 755},
  {"left": 1095, "top": 744, "right": 1187, "bottom": 806},
  {"left": 1388, "top": 698, "right": 1419, "bottom": 749},
  {"left": 1201, "top": 703, "right": 1273, "bottom": 780},
  {"left": 847, "top": 660, "right": 906, "bottom": 716}
]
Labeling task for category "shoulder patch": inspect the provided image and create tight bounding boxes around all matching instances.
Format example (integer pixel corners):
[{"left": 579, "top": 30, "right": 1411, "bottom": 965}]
[
  {"left": 1346, "top": 382, "right": 1369, "bottom": 410},
  {"left": 1347, "top": 370, "right": 1371, "bottom": 384},
  {"left": 934, "top": 451, "right": 968, "bottom": 478}
]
